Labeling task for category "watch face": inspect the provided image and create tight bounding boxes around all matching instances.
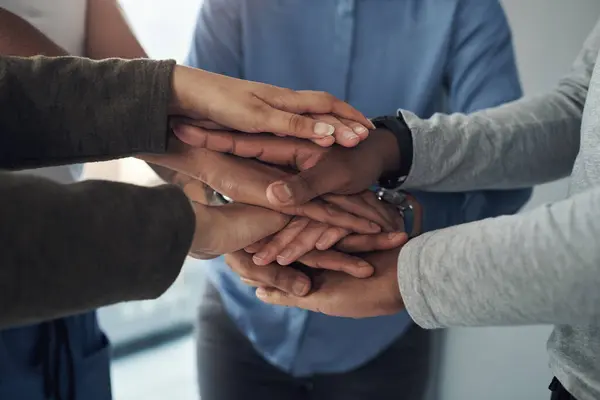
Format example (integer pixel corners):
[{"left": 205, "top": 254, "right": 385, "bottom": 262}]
[
  {"left": 377, "top": 188, "right": 408, "bottom": 206},
  {"left": 209, "top": 191, "right": 233, "bottom": 205}
]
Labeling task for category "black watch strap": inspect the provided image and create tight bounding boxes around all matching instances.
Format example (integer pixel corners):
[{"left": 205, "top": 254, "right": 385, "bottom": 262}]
[{"left": 371, "top": 114, "right": 413, "bottom": 189}]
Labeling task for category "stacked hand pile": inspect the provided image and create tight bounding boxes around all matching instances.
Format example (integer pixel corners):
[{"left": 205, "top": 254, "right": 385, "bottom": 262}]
[{"left": 142, "top": 76, "right": 409, "bottom": 317}]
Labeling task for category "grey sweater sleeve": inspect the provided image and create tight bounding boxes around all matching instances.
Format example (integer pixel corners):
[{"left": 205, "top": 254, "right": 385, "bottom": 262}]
[
  {"left": 0, "top": 56, "right": 196, "bottom": 328},
  {"left": 400, "top": 20, "right": 600, "bottom": 192},
  {"left": 398, "top": 187, "right": 600, "bottom": 328},
  {"left": 396, "top": 21, "right": 600, "bottom": 328}
]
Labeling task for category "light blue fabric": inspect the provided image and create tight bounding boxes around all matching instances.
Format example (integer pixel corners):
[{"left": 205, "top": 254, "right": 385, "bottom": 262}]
[{"left": 187, "top": 0, "right": 530, "bottom": 377}]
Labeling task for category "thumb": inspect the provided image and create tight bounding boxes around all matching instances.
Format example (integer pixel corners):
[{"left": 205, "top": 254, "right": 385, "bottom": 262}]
[
  {"left": 192, "top": 203, "right": 290, "bottom": 257},
  {"left": 266, "top": 161, "right": 345, "bottom": 207},
  {"left": 255, "top": 287, "right": 318, "bottom": 312}
]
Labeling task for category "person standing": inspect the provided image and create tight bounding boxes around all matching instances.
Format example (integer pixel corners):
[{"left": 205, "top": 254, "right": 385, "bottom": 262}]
[
  {"left": 0, "top": 2, "right": 129, "bottom": 399},
  {"left": 186, "top": 0, "right": 531, "bottom": 399},
  {"left": 0, "top": 2, "right": 370, "bottom": 399}
]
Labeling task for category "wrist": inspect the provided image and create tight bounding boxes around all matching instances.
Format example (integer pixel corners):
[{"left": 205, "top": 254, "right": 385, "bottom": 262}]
[
  {"left": 378, "top": 128, "right": 402, "bottom": 175},
  {"left": 385, "top": 247, "right": 405, "bottom": 313},
  {"left": 169, "top": 65, "right": 195, "bottom": 116},
  {"left": 371, "top": 115, "right": 413, "bottom": 187}
]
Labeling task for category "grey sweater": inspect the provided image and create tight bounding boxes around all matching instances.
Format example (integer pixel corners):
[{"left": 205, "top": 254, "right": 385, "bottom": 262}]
[
  {"left": 0, "top": 56, "right": 195, "bottom": 328},
  {"left": 397, "top": 18, "right": 600, "bottom": 400}
]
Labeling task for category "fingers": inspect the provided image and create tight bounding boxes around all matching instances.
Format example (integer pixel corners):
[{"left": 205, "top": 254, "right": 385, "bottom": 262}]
[
  {"left": 288, "top": 201, "right": 380, "bottom": 234},
  {"left": 338, "top": 117, "right": 370, "bottom": 141},
  {"left": 359, "top": 190, "right": 405, "bottom": 231},
  {"left": 335, "top": 232, "right": 408, "bottom": 253},
  {"left": 298, "top": 250, "right": 374, "bottom": 278},
  {"left": 266, "top": 159, "right": 346, "bottom": 207},
  {"left": 261, "top": 109, "right": 338, "bottom": 142},
  {"left": 190, "top": 203, "right": 290, "bottom": 258},
  {"left": 225, "top": 251, "right": 312, "bottom": 296},
  {"left": 251, "top": 217, "right": 311, "bottom": 265},
  {"left": 272, "top": 220, "right": 330, "bottom": 266},
  {"left": 256, "top": 287, "right": 306, "bottom": 308},
  {"left": 260, "top": 88, "right": 374, "bottom": 135},
  {"left": 323, "top": 192, "right": 398, "bottom": 232},
  {"left": 251, "top": 218, "right": 351, "bottom": 267},
  {"left": 172, "top": 125, "right": 327, "bottom": 171},
  {"left": 309, "top": 114, "right": 361, "bottom": 147},
  {"left": 315, "top": 226, "right": 350, "bottom": 250},
  {"left": 244, "top": 236, "right": 271, "bottom": 254},
  {"left": 285, "top": 90, "right": 376, "bottom": 130}
]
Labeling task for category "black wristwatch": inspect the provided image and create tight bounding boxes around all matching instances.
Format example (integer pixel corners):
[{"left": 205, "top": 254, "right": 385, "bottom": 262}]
[{"left": 370, "top": 114, "right": 414, "bottom": 189}]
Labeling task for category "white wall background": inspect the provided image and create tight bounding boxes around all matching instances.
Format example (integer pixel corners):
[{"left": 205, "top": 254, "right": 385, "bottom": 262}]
[{"left": 435, "top": 2, "right": 600, "bottom": 400}]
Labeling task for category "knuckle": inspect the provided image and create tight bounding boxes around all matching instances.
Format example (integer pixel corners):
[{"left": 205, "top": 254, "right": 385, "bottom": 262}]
[
  {"left": 276, "top": 213, "right": 292, "bottom": 229},
  {"left": 287, "top": 216, "right": 308, "bottom": 230},
  {"left": 287, "top": 114, "right": 305, "bottom": 134},
  {"left": 266, "top": 266, "right": 285, "bottom": 287},
  {"left": 265, "top": 87, "right": 297, "bottom": 110}
]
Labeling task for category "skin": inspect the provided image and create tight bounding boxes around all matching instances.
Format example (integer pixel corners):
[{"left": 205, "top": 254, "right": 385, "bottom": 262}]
[
  {"left": 226, "top": 246, "right": 406, "bottom": 317},
  {"left": 143, "top": 142, "right": 384, "bottom": 234},
  {"left": 146, "top": 143, "right": 404, "bottom": 276},
  {"left": 0, "top": 4, "right": 379, "bottom": 260},
  {"left": 170, "top": 123, "right": 400, "bottom": 206}
]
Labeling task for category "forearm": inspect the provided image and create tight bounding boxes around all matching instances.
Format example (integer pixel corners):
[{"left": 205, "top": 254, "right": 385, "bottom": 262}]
[
  {"left": 398, "top": 187, "right": 600, "bottom": 328},
  {"left": 0, "top": 172, "right": 194, "bottom": 328},
  {"left": 85, "top": 0, "right": 147, "bottom": 59},
  {"left": 0, "top": 55, "right": 174, "bottom": 169},
  {"left": 0, "top": 7, "right": 67, "bottom": 56},
  {"left": 402, "top": 20, "right": 600, "bottom": 192},
  {"left": 85, "top": 0, "right": 165, "bottom": 177}
]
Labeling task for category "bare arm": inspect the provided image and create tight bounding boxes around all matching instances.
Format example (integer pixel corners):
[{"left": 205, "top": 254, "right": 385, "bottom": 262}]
[
  {"left": 0, "top": 7, "right": 67, "bottom": 56},
  {"left": 83, "top": 0, "right": 184, "bottom": 183},
  {"left": 84, "top": 0, "right": 147, "bottom": 59}
]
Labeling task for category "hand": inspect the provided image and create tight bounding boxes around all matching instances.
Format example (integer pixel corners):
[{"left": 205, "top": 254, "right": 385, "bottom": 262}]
[
  {"left": 142, "top": 143, "right": 383, "bottom": 234},
  {"left": 170, "top": 66, "right": 374, "bottom": 147},
  {"left": 225, "top": 233, "right": 407, "bottom": 296},
  {"left": 189, "top": 203, "right": 289, "bottom": 260},
  {"left": 246, "top": 192, "right": 404, "bottom": 266},
  {"left": 167, "top": 169, "right": 290, "bottom": 259},
  {"left": 171, "top": 124, "right": 400, "bottom": 207},
  {"left": 255, "top": 248, "right": 405, "bottom": 318}
]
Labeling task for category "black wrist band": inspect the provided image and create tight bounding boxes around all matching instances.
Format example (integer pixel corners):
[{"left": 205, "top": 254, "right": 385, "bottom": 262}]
[{"left": 371, "top": 114, "right": 413, "bottom": 188}]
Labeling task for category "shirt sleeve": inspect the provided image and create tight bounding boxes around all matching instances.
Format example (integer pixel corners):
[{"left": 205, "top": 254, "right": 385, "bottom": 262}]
[
  {"left": 185, "top": 0, "right": 242, "bottom": 77},
  {"left": 398, "top": 185, "right": 600, "bottom": 328},
  {"left": 0, "top": 55, "right": 196, "bottom": 328},
  {"left": 0, "top": 173, "right": 195, "bottom": 328},
  {"left": 445, "top": 0, "right": 523, "bottom": 113},
  {"left": 0, "top": 55, "right": 175, "bottom": 169},
  {"left": 400, "top": 18, "right": 600, "bottom": 192},
  {"left": 409, "top": 0, "right": 530, "bottom": 233}
]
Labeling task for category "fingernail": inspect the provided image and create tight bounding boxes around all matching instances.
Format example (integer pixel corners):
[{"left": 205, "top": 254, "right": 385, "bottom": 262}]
[
  {"left": 253, "top": 252, "right": 268, "bottom": 264},
  {"left": 293, "top": 278, "right": 309, "bottom": 296},
  {"left": 342, "top": 130, "right": 359, "bottom": 142},
  {"left": 369, "top": 222, "right": 381, "bottom": 232},
  {"left": 278, "top": 249, "right": 292, "bottom": 260},
  {"left": 353, "top": 126, "right": 368, "bottom": 135},
  {"left": 314, "top": 122, "right": 335, "bottom": 137},
  {"left": 388, "top": 232, "right": 402, "bottom": 240},
  {"left": 271, "top": 183, "right": 293, "bottom": 203},
  {"left": 316, "top": 237, "right": 331, "bottom": 250},
  {"left": 256, "top": 288, "right": 268, "bottom": 299},
  {"left": 358, "top": 260, "right": 371, "bottom": 269}
]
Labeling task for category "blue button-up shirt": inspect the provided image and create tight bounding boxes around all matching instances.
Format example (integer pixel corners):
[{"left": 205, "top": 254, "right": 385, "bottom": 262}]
[{"left": 187, "top": 0, "right": 531, "bottom": 377}]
